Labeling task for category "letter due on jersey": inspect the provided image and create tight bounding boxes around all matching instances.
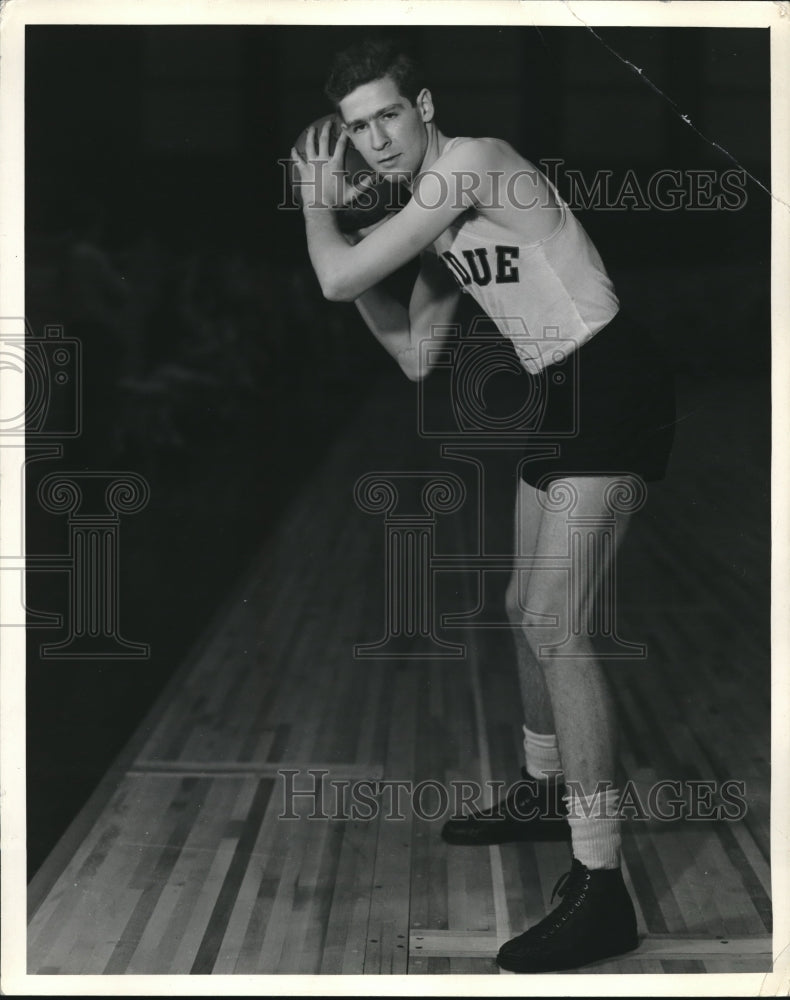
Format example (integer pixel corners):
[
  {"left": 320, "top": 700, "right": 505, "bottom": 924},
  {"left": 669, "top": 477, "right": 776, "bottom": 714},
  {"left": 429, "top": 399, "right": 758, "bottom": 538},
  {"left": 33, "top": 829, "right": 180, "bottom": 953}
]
[{"left": 441, "top": 245, "right": 520, "bottom": 289}]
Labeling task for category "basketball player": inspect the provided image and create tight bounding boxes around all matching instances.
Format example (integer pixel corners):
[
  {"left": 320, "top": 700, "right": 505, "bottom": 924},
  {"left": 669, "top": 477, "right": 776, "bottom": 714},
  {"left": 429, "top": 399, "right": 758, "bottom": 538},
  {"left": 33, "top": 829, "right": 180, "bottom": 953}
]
[{"left": 291, "top": 39, "right": 675, "bottom": 973}]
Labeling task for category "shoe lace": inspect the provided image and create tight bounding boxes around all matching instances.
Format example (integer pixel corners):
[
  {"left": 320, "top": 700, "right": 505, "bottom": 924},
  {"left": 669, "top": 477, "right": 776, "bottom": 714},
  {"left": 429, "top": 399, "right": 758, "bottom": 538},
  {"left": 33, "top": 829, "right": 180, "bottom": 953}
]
[{"left": 542, "top": 860, "right": 591, "bottom": 937}]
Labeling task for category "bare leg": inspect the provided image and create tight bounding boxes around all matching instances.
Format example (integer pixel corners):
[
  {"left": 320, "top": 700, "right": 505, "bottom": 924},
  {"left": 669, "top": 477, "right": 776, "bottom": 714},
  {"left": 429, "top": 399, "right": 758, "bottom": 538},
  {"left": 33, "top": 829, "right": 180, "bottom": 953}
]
[
  {"left": 496, "top": 476, "right": 640, "bottom": 972},
  {"left": 505, "top": 478, "right": 555, "bottom": 735},
  {"left": 516, "top": 476, "right": 632, "bottom": 792}
]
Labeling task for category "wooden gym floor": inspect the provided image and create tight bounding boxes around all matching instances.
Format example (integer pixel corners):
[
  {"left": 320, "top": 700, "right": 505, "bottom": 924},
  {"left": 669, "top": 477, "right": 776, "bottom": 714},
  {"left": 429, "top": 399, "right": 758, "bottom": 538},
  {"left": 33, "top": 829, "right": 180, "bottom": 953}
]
[{"left": 27, "top": 367, "right": 773, "bottom": 976}]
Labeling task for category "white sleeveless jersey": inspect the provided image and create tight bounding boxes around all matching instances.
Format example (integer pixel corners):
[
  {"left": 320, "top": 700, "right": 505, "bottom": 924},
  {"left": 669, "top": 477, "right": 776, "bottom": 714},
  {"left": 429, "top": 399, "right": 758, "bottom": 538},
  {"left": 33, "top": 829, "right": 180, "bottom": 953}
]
[{"left": 429, "top": 137, "right": 619, "bottom": 374}]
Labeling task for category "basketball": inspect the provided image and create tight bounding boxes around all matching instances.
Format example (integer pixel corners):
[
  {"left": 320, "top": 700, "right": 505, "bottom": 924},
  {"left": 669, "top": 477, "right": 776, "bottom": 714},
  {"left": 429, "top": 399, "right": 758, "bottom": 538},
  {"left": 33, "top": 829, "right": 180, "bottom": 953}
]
[{"left": 290, "top": 114, "right": 409, "bottom": 232}]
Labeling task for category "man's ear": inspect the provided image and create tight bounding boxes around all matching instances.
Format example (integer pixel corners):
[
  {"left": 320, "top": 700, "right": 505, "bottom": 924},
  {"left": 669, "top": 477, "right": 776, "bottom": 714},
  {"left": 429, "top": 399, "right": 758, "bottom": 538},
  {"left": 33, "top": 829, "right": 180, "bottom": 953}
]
[{"left": 415, "top": 88, "right": 435, "bottom": 123}]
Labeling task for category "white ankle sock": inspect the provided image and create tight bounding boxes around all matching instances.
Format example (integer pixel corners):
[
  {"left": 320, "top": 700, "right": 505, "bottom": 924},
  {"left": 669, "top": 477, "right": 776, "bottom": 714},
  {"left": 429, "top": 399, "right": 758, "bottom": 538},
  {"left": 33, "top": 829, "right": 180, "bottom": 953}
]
[
  {"left": 522, "top": 725, "right": 563, "bottom": 782},
  {"left": 565, "top": 787, "right": 621, "bottom": 869}
]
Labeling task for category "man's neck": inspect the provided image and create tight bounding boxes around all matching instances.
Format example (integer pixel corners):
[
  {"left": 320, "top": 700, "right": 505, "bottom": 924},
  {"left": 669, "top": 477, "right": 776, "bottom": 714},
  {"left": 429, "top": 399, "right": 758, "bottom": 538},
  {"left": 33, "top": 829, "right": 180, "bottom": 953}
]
[{"left": 412, "top": 124, "right": 448, "bottom": 186}]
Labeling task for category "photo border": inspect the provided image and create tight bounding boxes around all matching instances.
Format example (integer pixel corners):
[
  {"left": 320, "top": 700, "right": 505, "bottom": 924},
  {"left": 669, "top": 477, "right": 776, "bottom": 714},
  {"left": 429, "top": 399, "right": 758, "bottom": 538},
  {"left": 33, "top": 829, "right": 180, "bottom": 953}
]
[{"left": 1, "top": 1, "right": 787, "bottom": 995}]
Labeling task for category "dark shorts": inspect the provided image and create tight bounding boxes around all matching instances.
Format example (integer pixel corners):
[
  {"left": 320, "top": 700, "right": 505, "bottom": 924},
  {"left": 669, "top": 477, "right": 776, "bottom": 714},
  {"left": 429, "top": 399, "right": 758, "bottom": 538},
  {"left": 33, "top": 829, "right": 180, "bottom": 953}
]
[{"left": 519, "top": 310, "right": 677, "bottom": 490}]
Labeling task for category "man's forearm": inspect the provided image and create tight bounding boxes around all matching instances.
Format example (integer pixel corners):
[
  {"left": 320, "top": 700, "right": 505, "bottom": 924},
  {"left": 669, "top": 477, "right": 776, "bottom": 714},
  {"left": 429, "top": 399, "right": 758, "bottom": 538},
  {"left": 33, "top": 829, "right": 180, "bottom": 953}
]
[{"left": 303, "top": 206, "right": 356, "bottom": 301}]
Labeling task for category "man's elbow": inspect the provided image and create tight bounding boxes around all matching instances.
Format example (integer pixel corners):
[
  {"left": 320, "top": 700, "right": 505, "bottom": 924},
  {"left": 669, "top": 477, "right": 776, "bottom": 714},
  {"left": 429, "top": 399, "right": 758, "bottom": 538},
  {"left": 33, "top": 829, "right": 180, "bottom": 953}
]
[
  {"left": 322, "top": 283, "right": 350, "bottom": 303},
  {"left": 401, "top": 355, "right": 430, "bottom": 382},
  {"left": 321, "top": 276, "right": 357, "bottom": 303}
]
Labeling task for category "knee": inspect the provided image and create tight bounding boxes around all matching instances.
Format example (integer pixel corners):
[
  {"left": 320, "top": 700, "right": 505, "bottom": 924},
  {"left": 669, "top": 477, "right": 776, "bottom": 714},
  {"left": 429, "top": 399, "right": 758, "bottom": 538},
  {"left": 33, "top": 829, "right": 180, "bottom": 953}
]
[
  {"left": 517, "top": 580, "right": 568, "bottom": 660},
  {"left": 506, "top": 576, "right": 558, "bottom": 654}
]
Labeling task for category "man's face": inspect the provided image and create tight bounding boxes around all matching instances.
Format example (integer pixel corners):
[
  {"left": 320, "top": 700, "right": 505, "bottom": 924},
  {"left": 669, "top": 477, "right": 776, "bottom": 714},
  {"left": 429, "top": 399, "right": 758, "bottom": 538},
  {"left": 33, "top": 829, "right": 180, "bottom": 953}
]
[{"left": 338, "top": 74, "right": 431, "bottom": 179}]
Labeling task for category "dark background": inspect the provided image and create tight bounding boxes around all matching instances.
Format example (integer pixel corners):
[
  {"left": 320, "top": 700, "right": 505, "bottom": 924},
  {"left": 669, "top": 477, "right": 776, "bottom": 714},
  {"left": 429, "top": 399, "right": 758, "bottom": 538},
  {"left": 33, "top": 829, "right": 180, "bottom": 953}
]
[{"left": 25, "top": 25, "right": 770, "bottom": 877}]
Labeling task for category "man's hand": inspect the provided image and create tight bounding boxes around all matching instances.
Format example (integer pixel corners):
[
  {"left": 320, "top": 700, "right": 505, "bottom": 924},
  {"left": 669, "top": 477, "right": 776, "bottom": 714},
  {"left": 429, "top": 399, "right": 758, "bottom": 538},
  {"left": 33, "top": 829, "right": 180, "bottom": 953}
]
[{"left": 291, "top": 120, "right": 373, "bottom": 211}]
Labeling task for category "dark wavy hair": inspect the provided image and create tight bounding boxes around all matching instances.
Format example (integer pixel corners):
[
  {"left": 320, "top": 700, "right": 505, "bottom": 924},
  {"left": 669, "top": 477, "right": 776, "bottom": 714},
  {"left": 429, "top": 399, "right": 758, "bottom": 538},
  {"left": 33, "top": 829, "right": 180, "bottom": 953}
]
[{"left": 324, "top": 38, "right": 425, "bottom": 108}]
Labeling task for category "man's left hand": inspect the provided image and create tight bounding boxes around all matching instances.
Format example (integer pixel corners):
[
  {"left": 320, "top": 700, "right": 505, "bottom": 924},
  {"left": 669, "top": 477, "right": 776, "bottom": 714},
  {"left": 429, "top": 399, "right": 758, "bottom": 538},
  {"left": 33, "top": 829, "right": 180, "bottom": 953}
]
[{"left": 291, "top": 120, "right": 374, "bottom": 210}]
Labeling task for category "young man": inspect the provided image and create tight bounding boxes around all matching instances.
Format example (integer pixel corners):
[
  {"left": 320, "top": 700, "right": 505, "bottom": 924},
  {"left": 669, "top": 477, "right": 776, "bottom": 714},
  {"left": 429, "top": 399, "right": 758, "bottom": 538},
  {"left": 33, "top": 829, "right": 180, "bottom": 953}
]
[{"left": 291, "top": 39, "right": 675, "bottom": 973}]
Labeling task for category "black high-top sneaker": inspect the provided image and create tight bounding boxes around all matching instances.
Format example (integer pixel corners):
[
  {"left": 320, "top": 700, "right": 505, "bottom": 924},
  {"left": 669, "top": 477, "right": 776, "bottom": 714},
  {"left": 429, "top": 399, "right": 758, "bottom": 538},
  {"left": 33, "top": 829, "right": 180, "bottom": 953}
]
[
  {"left": 496, "top": 859, "right": 639, "bottom": 972},
  {"left": 441, "top": 768, "right": 569, "bottom": 845}
]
